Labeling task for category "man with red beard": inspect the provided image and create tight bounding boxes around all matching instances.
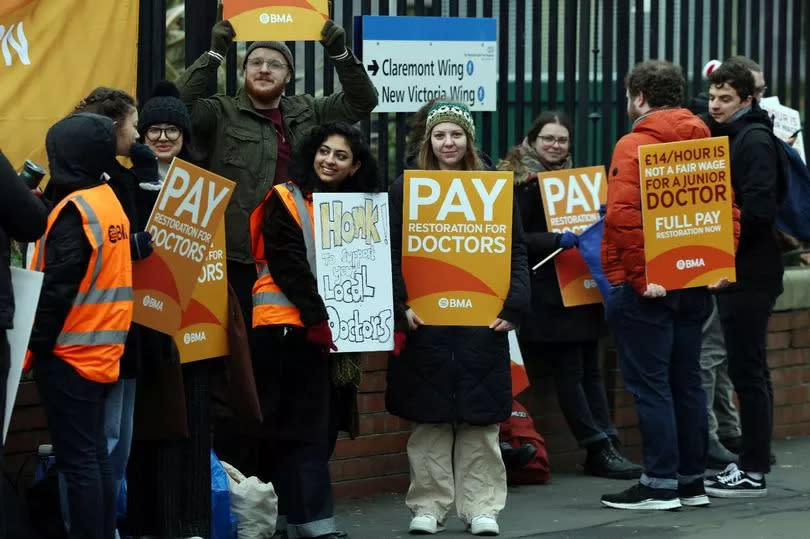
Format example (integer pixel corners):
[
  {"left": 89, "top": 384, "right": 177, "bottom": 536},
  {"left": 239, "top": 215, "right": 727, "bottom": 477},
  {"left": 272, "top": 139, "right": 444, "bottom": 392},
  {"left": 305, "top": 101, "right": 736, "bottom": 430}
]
[
  {"left": 178, "top": 17, "right": 377, "bottom": 317},
  {"left": 176, "top": 17, "right": 377, "bottom": 508}
]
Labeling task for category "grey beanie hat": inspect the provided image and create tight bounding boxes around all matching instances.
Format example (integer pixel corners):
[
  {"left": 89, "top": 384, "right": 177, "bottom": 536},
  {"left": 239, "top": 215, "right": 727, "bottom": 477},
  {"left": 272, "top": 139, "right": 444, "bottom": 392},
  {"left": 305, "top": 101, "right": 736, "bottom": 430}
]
[{"left": 244, "top": 41, "right": 294, "bottom": 75}]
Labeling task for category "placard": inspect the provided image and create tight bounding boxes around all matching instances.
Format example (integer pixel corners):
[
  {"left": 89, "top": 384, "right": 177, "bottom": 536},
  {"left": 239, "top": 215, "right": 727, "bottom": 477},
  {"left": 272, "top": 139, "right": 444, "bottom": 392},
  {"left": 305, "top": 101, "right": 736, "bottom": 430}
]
[
  {"left": 402, "top": 170, "right": 513, "bottom": 326},
  {"left": 537, "top": 166, "right": 607, "bottom": 306},
  {"left": 133, "top": 158, "right": 235, "bottom": 335},
  {"left": 639, "top": 137, "right": 736, "bottom": 289},
  {"left": 313, "top": 193, "right": 394, "bottom": 352},
  {"left": 224, "top": 0, "right": 329, "bottom": 41},
  {"left": 174, "top": 221, "right": 229, "bottom": 363},
  {"left": 760, "top": 96, "right": 806, "bottom": 163}
]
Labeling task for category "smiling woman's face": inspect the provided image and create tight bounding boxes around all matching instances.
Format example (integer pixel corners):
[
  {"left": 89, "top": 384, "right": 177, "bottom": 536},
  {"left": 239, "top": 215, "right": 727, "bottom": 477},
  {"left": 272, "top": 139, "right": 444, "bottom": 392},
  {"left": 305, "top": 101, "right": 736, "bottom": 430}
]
[{"left": 313, "top": 134, "right": 360, "bottom": 185}]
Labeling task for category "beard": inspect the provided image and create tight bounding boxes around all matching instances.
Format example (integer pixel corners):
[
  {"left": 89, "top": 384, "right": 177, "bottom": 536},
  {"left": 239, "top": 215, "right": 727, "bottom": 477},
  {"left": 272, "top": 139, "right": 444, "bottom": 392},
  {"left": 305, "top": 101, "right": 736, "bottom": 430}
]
[
  {"left": 245, "top": 76, "right": 285, "bottom": 105},
  {"left": 627, "top": 101, "right": 642, "bottom": 122}
]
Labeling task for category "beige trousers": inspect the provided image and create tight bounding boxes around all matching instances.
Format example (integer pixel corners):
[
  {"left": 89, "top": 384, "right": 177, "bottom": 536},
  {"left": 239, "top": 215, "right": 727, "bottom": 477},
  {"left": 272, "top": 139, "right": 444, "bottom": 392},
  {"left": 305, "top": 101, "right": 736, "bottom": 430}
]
[{"left": 405, "top": 423, "right": 507, "bottom": 523}]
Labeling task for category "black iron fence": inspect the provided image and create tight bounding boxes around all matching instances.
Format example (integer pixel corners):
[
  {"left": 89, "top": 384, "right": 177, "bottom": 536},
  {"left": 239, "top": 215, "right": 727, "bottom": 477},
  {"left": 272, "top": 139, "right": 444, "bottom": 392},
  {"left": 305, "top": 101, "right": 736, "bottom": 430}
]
[{"left": 138, "top": 0, "right": 809, "bottom": 185}]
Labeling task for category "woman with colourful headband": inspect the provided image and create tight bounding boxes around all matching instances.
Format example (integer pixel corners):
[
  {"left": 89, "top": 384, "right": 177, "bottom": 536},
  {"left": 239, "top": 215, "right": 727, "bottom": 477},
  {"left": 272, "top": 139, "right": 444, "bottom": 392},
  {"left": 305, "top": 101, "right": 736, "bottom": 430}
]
[{"left": 386, "top": 102, "right": 530, "bottom": 536}]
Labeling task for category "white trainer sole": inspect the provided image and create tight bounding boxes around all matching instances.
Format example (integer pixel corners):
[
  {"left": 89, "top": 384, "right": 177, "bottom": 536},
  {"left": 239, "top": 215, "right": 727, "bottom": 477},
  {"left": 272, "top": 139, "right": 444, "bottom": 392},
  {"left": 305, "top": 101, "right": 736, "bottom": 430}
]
[
  {"left": 680, "top": 494, "right": 711, "bottom": 506},
  {"left": 601, "top": 498, "right": 682, "bottom": 510},
  {"left": 705, "top": 486, "right": 767, "bottom": 498}
]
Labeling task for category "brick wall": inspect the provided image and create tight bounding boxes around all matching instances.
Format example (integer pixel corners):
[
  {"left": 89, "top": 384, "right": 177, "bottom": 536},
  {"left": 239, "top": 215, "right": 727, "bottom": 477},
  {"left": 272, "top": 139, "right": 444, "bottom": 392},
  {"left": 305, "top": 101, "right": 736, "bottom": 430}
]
[{"left": 6, "top": 308, "right": 810, "bottom": 499}]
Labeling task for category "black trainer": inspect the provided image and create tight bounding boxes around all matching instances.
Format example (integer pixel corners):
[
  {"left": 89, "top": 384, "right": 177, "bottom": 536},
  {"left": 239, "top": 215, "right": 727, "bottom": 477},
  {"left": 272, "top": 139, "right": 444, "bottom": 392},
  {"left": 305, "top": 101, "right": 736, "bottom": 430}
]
[
  {"left": 584, "top": 439, "right": 642, "bottom": 480},
  {"left": 500, "top": 442, "right": 537, "bottom": 470},
  {"left": 601, "top": 483, "right": 681, "bottom": 510},
  {"left": 678, "top": 478, "right": 710, "bottom": 507},
  {"left": 704, "top": 463, "right": 767, "bottom": 498}
]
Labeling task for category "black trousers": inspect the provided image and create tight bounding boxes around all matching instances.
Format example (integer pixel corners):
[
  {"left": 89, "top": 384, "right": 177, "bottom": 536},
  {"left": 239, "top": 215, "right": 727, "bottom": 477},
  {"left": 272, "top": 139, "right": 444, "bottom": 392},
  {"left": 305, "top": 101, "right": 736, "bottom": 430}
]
[
  {"left": 717, "top": 287, "right": 778, "bottom": 473},
  {"left": 34, "top": 354, "right": 113, "bottom": 539},
  {"left": 522, "top": 340, "right": 615, "bottom": 447},
  {"left": 0, "top": 330, "right": 8, "bottom": 539}
]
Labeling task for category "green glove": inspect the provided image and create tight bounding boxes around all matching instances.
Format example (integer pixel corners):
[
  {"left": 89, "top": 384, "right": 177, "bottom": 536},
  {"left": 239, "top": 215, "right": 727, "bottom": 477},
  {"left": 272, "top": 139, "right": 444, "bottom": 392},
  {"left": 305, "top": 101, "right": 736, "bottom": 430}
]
[
  {"left": 210, "top": 20, "right": 236, "bottom": 56},
  {"left": 320, "top": 19, "right": 347, "bottom": 58}
]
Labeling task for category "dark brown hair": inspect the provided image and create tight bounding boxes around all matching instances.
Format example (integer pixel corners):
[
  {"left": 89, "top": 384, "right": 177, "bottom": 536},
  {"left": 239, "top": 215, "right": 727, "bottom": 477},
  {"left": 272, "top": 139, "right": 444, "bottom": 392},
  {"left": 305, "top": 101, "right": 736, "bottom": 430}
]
[
  {"left": 708, "top": 61, "right": 755, "bottom": 101},
  {"left": 527, "top": 111, "right": 572, "bottom": 146},
  {"left": 625, "top": 60, "right": 685, "bottom": 108},
  {"left": 74, "top": 87, "right": 137, "bottom": 124}
]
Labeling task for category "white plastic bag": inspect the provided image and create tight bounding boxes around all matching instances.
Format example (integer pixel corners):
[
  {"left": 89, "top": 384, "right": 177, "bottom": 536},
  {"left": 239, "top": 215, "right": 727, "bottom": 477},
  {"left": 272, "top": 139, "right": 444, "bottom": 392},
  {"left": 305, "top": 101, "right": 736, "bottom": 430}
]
[{"left": 220, "top": 460, "right": 278, "bottom": 538}]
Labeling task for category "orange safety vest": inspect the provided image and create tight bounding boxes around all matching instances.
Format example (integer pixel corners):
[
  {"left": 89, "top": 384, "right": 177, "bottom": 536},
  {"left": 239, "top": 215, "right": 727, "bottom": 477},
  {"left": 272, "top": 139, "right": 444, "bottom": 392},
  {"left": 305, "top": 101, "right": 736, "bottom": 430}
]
[
  {"left": 249, "top": 181, "right": 315, "bottom": 328},
  {"left": 25, "top": 183, "right": 133, "bottom": 383}
]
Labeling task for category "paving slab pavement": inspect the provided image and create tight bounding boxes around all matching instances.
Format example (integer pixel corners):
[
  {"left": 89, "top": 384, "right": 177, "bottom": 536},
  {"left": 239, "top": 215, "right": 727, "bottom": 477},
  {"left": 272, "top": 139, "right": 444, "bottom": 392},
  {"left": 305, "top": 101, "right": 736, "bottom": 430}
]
[{"left": 334, "top": 437, "right": 810, "bottom": 539}]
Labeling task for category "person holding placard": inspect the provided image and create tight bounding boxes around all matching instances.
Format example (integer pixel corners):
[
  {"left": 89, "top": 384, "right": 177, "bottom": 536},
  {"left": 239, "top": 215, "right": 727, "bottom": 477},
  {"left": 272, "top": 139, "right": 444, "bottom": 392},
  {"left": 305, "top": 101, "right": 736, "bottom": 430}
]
[
  {"left": 498, "top": 111, "right": 641, "bottom": 480},
  {"left": 248, "top": 123, "right": 379, "bottom": 539},
  {"left": 28, "top": 112, "right": 133, "bottom": 539},
  {"left": 387, "top": 102, "right": 530, "bottom": 536},
  {"left": 599, "top": 61, "right": 714, "bottom": 511},
  {"left": 702, "top": 60, "right": 786, "bottom": 498}
]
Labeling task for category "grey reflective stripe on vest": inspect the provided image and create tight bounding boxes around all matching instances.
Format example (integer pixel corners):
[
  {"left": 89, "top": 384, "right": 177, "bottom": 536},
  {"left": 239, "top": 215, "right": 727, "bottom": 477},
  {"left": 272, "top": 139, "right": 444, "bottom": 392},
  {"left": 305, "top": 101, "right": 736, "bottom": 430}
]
[
  {"left": 253, "top": 184, "right": 315, "bottom": 311},
  {"left": 56, "top": 329, "right": 128, "bottom": 346},
  {"left": 284, "top": 183, "right": 317, "bottom": 275},
  {"left": 73, "top": 286, "right": 133, "bottom": 305}
]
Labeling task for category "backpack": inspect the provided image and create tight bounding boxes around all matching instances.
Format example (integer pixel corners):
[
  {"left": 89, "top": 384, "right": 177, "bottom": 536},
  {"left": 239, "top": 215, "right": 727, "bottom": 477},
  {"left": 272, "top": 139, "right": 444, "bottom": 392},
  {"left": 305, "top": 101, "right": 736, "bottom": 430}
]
[
  {"left": 733, "top": 124, "right": 810, "bottom": 243},
  {"left": 498, "top": 400, "right": 551, "bottom": 485}
]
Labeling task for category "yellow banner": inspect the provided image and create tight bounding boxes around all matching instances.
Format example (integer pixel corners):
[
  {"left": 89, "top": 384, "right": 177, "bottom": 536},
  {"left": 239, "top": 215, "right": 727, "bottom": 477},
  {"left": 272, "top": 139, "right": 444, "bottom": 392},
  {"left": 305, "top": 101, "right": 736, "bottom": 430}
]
[
  {"left": 174, "top": 221, "right": 230, "bottom": 363},
  {"left": 224, "top": 0, "right": 329, "bottom": 41},
  {"left": 639, "top": 137, "right": 736, "bottom": 290},
  {"left": 402, "top": 170, "right": 513, "bottom": 326},
  {"left": 537, "top": 165, "right": 606, "bottom": 307},
  {"left": 133, "top": 159, "right": 235, "bottom": 335},
  {"left": 0, "top": 0, "right": 138, "bottom": 176}
]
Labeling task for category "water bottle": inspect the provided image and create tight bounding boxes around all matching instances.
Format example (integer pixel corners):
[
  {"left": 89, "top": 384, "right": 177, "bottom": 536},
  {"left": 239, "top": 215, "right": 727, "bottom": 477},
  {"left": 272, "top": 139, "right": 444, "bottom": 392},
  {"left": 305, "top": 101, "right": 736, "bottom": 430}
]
[{"left": 35, "top": 443, "right": 55, "bottom": 482}]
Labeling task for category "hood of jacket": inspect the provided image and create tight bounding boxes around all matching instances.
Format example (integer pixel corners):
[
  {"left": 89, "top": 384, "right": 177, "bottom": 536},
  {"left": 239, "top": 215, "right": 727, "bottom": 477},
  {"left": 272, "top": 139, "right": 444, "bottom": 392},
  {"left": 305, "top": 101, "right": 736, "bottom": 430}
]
[
  {"left": 632, "top": 107, "right": 709, "bottom": 143},
  {"left": 498, "top": 140, "right": 573, "bottom": 185},
  {"left": 46, "top": 113, "right": 118, "bottom": 186}
]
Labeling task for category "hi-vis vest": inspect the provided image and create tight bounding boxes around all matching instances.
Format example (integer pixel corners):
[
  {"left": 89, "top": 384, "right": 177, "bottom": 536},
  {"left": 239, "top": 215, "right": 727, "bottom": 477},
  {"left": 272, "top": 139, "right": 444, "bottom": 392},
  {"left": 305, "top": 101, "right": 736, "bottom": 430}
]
[
  {"left": 249, "top": 182, "right": 315, "bottom": 328},
  {"left": 25, "top": 184, "right": 133, "bottom": 383}
]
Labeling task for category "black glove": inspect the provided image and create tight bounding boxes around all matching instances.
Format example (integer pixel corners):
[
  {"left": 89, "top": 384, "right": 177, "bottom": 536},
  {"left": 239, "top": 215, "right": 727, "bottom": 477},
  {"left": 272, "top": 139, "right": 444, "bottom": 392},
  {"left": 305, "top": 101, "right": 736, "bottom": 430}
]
[
  {"left": 130, "top": 142, "right": 159, "bottom": 183},
  {"left": 130, "top": 231, "right": 154, "bottom": 260},
  {"left": 320, "top": 20, "right": 347, "bottom": 58},
  {"left": 210, "top": 20, "right": 236, "bottom": 56}
]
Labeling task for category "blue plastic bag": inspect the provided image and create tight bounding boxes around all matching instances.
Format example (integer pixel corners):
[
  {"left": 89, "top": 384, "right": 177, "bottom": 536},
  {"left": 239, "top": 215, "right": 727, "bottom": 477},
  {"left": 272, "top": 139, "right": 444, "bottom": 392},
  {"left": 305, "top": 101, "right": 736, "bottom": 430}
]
[{"left": 211, "top": 450, "right": 237, "bottom": 539}]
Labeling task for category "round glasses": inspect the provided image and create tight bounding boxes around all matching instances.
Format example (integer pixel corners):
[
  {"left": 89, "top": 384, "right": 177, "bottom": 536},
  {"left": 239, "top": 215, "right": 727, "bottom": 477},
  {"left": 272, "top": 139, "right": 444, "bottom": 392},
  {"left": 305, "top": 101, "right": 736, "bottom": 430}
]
[
  {"left": 246, "top": 58, "right": 289, "bottom": 71},
  {"left": 538, "top": 135, "right": 570, "bottom": 147},
  {"left": 145, "top": 126, "right": 182, "bottom": 142}
]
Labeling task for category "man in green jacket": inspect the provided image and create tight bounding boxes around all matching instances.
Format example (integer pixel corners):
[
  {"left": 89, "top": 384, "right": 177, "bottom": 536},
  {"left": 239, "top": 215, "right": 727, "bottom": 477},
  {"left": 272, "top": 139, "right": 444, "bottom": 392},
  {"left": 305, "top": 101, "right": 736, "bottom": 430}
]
[{"left": 177, "top": 18, "right": 378, "bottom": 328}]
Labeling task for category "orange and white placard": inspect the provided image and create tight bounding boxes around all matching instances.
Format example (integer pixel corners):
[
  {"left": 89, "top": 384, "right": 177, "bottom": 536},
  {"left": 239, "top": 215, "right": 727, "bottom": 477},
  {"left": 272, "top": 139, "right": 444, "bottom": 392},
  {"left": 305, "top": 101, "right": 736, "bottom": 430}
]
[
  {"left": 224, "top": 0, "right": 329, "bottom": 41},
  {"left": 174, "top": 222, "right": 230, "bottom": 363},
  {"left": 639, "top": 137, "right": 736, "bottom": 290},
  {"left": 537, "top": 166, "right": 606, "bottom": 306},
  {"left": 402, "top": 170, "right": 513, "bottom": 326},
  {"left": 133, "top": 159, "right": 235, "bottom": 335}
]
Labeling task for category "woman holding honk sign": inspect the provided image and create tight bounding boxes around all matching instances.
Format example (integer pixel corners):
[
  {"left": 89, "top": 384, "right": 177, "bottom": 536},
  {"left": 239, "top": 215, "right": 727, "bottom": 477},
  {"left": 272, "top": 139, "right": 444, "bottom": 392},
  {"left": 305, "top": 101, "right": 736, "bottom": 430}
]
[
  {"left": 499, "top": 111, "right": 641, "bottom": 481},
  {"left": 387, "top": 102, "right": 530, "bottom": 536}
]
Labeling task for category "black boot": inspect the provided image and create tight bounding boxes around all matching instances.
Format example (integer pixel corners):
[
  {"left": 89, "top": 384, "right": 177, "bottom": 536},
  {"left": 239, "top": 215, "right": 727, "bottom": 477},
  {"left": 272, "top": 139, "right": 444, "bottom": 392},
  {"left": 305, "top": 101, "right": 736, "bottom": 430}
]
[
  {"left": 584, "top": 438, "right": 642, "bottom": 480},
  {"left": 500, "top": 442, "right": 537, "bottom": 470}
]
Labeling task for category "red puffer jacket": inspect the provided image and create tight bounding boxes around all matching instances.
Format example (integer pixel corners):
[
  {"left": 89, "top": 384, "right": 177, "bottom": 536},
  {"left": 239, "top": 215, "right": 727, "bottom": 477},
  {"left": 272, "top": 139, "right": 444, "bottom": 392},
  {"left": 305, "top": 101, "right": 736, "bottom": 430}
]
[{"left": 601, "top": 108, "right": 740, "bottom": 294}]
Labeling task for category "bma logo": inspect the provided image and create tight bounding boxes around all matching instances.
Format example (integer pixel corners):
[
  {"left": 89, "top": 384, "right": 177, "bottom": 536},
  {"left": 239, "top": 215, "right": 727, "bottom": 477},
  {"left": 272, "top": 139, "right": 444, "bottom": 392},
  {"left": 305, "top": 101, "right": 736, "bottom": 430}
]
[
  {"left": 259, "top": 13, "right": 293, "bottom": 24},
  {"left": 676, "top": 258, "right": 706, "bottom": 270},
  {"left": 0, "top": 22, "right": 30, "bottom": 66},
  {"left": 183, "top": 331, "right": 207, "bottom": 344},
  {"left": 437, "top": 297, "right": 473, "bottom": 309}
]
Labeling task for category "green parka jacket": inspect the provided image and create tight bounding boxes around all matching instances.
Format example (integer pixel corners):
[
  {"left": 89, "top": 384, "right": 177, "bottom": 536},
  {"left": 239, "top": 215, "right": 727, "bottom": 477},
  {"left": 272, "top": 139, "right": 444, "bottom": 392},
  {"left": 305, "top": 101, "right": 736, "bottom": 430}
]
[{"left": 177, "top": 50, "right": 378, "bottom": 263}]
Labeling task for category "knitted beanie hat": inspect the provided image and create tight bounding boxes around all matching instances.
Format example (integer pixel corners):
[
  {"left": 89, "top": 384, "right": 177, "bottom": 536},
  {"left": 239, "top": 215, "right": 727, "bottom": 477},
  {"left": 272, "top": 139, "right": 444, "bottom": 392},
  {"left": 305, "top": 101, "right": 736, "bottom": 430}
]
[
  {"left": 424, "top": 102, "right": 476, "bottom": 142},
  {"left": 244, "top": 41, "right": 294, "bottom": 75},
  {"left": 138, "top": 80, "right": 191, "bottom": 141}
]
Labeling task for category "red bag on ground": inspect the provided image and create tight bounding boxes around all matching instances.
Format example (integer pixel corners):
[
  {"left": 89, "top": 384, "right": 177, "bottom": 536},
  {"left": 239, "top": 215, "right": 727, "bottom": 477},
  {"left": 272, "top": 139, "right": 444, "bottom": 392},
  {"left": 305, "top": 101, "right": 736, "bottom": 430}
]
[{"left": 499, "top": 400, "right": 551, "bottom": 485}]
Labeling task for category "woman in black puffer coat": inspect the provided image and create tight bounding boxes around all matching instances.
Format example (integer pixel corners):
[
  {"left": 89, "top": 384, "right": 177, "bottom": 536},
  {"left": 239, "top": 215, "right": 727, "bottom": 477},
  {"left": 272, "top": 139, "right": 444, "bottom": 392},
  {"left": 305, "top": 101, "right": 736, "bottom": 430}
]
[
  {"left": 386, "top": 102, "right": 529, "bottom": 536},
  {"left": 498, "top": 111, "right": 640, "bottom": 480}
]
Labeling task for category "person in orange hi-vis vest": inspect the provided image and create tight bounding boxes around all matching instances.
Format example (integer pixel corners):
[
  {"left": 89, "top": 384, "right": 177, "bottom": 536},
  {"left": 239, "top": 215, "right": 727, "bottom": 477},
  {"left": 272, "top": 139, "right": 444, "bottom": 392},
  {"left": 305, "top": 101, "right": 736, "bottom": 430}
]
[
  {"left": 27, "top": 113, "right": 133, "bottom": 539},
  {"left": 244, "top": 123, "right": 379, "bottom": 539}
]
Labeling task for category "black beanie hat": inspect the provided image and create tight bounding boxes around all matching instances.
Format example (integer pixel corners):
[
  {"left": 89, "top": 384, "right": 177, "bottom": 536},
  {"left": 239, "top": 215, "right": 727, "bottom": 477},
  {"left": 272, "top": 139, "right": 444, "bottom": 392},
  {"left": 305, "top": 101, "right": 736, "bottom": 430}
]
[{"left": 138, "top": 80, "right": 192, "bottom": 142}]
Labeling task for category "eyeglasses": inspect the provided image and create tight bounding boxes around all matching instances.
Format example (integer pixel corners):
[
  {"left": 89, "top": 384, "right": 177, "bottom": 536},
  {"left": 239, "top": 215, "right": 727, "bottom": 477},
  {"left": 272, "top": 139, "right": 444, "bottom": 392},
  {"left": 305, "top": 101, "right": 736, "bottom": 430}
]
[
  {"left": 145, "top": 126, "right": 182, "bottom": 142},
  {"left": 538, "top": 135, "right": 570, "bottom": 146},
  {"left": 246, "top": 58, "right": 289, "bottom": 71}
]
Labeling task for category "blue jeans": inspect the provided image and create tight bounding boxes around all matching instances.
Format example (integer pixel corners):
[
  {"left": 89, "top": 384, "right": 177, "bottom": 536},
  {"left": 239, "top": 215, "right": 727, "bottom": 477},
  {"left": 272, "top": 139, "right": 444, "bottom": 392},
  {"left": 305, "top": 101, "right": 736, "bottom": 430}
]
[
  {"left": 105, "top": 377, "right": 136, "bottom": 537},
  {"left": 606, "top": 283, "right": 710, "bottom": 490}
]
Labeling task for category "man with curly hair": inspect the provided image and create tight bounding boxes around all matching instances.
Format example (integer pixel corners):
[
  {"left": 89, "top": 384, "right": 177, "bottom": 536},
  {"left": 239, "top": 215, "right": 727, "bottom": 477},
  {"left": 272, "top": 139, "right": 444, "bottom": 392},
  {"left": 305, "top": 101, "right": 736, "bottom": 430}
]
[{"left": 600, "top": 60, "right": 724, "bottom": 510}]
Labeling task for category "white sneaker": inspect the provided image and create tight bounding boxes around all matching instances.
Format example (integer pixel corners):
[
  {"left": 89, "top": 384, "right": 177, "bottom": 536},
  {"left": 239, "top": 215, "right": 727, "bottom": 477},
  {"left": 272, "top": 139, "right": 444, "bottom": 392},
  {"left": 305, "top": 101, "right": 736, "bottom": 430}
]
[
  {"left": 409, "top": 514, "right": 445, "bottom": 534},
  {"left": 469, "top": 515, "right": 499, "bottom": 536}
]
